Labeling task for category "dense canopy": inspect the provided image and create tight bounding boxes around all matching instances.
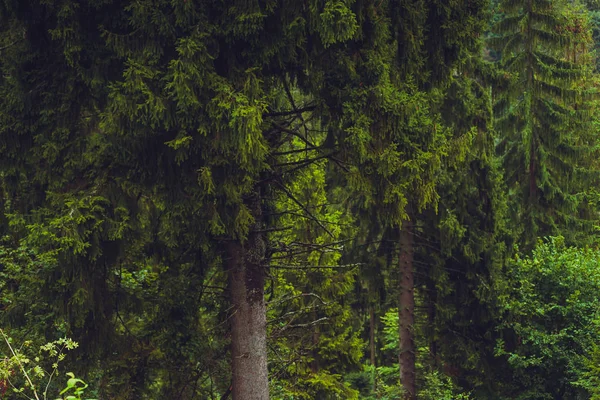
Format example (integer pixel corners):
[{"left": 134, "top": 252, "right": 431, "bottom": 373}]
[{"left": 1, "top": 1, "right": 600, "bottom": 399}]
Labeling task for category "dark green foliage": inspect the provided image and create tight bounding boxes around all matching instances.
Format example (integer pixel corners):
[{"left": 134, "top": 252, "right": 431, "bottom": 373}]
[
  {"left": 418, "top": 65, "right": 512, "bottom": 397},
  {"left": 2, "top": 1, "right": 600, "bottom": 400},
  {"left": 0, "top": 1, "right": 380, "bottom": 398},
  {"left": 492, "top": 0, "right": 599, "bottom": 248}
]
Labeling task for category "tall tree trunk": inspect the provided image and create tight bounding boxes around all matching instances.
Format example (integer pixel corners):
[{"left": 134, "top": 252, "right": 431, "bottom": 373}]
[
  {"left": 310, "top": 309, "right": 320, "bottom": 374},
  {"left": 526, "top": 0, "right": 537, "bottom": 206},
  {"left": 427, "top": 277, "right": 438, "bottom": 366},
  {"left": 229, "top": 191, "right": 269, "bottom": 400},
  {"left": 370, "top": 305, "right": 376, "bottom": 367},
  {"left": 398, "top": 217, "right": 415, "bottom": 400},
  {"left": 370, "top": 304, "right": 378, "bottom": 395}
]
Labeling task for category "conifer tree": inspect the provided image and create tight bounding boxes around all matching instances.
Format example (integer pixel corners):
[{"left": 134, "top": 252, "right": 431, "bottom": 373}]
[
  {"left": 492, "top": 0, "right": 599, "bottom": 247},
  {"left": 6, "top": 1, "right": 591, "bottom": 399},
  {"left": 0, "top": 2, "right": 232, "bottom": 397},
  {"left": 417, "top": 57, "right": 513, "bottom": 397},
  {"left": 0, "top": 1, "right": 371, "bottom": 398},
  {"left": 323, "top": 1, "right": 490, "bottom": 397}
]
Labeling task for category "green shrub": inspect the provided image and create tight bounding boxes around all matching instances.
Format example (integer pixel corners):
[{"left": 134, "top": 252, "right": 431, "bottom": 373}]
[{"left": 0, "top": 329, "right": 94, "bottom": 400}]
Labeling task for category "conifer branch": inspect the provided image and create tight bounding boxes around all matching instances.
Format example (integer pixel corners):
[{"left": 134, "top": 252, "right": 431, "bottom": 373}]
[
  {"left": 272, "top": 122, "right": 316, "bottom": 147},
  {"left": 282, "top": 77, "right": 313, "bottom": 148},
  {"left": 264, "top": 203, "right": 342, "bottom": 216},
  {"left": 269, "top": 305, "right": 327, "bottom": 325},
  {"left": 254, "top": 225, "right": 293, "bottom": 233}
]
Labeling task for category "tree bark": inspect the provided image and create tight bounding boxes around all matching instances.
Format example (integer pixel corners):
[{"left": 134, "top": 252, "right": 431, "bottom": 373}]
[
  {"left": 427, "top": 277, "right": 438, "bottom": 366},
  {"left": 310, "top": 308, "right": 320, "bottom": 374},
  {"left": 229, "top": 191, "right": 269, "bottom": 400},
  {"left": 398, "top": 218, "right": 415, "bottom": 400},
  {"left": 370, "top": 304, "right": 378, "bottom": 395},
  {"left": 526, "top": 0, "right": 537, "bottom": 206},
  {"left": 370, "top": 305, "right": 376, "bottom": 368}
]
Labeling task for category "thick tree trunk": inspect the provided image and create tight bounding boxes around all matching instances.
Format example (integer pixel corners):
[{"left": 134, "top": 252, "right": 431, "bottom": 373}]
[
  {"left": 229, "top": 191, "right": 269, "bottom": 400},
  {"left": 398, "top": 218, "right": 416, "bottom": 400}
]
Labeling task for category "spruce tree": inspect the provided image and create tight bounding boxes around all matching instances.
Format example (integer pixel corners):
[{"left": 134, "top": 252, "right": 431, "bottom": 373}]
[
  {"left": 492, "top": 0, "right": 599, "bottom": 248},
  {"left": 305, "top": 1, "right": 490, "bottom": 397},
  {"left": 0, "top": 2, "right": 230, "bottom": 397},
  {"left": 0, "top": 1, "right": 371, "bottom": 398},
  {"left": 417, "top": 56, "right": 513, "bottom": 397}
]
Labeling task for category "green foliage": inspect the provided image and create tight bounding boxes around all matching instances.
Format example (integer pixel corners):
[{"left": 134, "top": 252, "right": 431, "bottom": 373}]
[
  {"left": 267, "top": 120, "right": 363, "bottom": 398},
  {"left": 349, "top": 309, "right": 473, "bottom": 399},
  {"left": 579, "top": 344, "right": 600, "bottom": 399},
  {"left": 418, "top": 371, "right": 472, "bottom": 400},
  {"left": 496, "top": 237, "right": 600, "bottom": 398},
  {"left": 3, "top": 1, "right": 600, "bottom": 400},
  {"left": 317, "top": 0, "right": 359, "bottom": 47},
  {"left": 58, "top": 372, "right": 92, "bottom": 400},
  {"left": 0, "top": 331, "right": 94, "bottom": 400},
  {"left": 492, "top": 0, "right": 600, "bottom": 248}
]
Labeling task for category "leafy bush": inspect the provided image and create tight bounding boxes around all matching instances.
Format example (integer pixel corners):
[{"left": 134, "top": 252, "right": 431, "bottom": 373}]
[
  {"left": 496, "top": 237, "right": 600, "bottom": 398},
  {"left": 0, "top": 329, "right": 94, "bottom": 400}
]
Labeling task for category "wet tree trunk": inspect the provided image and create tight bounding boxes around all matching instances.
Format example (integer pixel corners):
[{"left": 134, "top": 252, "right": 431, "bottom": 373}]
[
  {"left": 229, "top": 190, "right": 269, "bottom": 400},
  {"left": 398, "top": 217, "right": 415, "bottom": 400}
]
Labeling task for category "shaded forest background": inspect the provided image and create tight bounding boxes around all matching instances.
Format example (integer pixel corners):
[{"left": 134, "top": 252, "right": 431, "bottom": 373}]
[{"left": 2, "top": 0, "right": 600, "bottom": 399}]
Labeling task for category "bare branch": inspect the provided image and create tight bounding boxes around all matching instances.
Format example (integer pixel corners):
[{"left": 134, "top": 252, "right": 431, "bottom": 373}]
[
  {"left": 270, "top": 263, "right": 362, "bottom": 270},
  {"left": 274, "top": 181, "right": 335, "bottom": 238},
  {"left": 288, "top": 317, "right": 329, "bottom": 328},
  {"left": 274, "top": 153, "right": 334, "bottom": 167},
  {"left": 264, "top": 105, "right": 316, "bottom": 117},
  {"left": 219, "top": 385, "right": 232, "bottom": 400},
  {"left": 0, "top": 37, "right": 24, "bottom": 53},
  {"left": 271, "top": 146, "right": 321, "bottom": 156}
]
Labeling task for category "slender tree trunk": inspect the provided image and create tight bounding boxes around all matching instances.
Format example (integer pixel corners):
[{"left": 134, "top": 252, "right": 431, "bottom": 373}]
[
  {"left": 526, "top": 0, "right": 537, "bottom": 205},
  {"left": 370, "top": 305, "right": 376, "bottom": 367},
  {"left": 398, "top": 217, "right": 415, "bottom": 400},
  {"left": 310, "top": 309, "right": 320, "bottom": 373},
  {"left": 427, "top": 278, "right": 437, "bottom": 366},
  {"left": 229, "top": 191, "right": 269, "bottom": 400},
  {"left": 0, "top": 177, "right": 6, "bottom": 232},
  {"left": 370, "top": 305, "right": 378, "bottom": 396}
]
